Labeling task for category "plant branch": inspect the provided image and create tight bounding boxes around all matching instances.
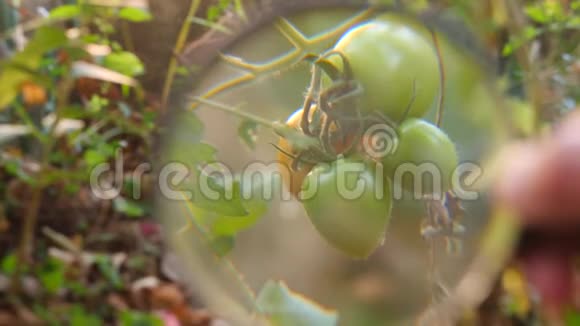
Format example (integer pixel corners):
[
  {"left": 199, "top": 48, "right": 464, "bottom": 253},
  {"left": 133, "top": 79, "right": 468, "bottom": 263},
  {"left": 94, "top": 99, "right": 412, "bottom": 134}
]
[
  {"left": 13, "top": 75, "right": 74, "bottom": 292},
  {"left": 192, "top": 97, "right": 278, "bottom": 128},
  {"left": 192, "top": 97, "right": 319, "bottom": 150},
  {"left": 191, "top": 8, "right": 377, "bottom": 110},
  {"left": 161, "top": 0, "right": 202, "bottom": 111}
]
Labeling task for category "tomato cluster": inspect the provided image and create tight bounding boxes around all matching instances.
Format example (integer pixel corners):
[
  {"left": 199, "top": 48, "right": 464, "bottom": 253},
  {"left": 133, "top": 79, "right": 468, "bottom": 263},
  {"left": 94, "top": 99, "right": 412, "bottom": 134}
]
[{"left": 277, "top": 14, "right": 458, "bottom": 258}]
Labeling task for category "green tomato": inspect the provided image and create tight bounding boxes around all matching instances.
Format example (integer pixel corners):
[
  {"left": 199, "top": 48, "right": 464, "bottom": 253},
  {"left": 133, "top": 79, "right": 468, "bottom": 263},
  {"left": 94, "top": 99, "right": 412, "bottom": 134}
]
[
  {"left": 325, "top": 15, "right": 440, "bottom": 121},
  {"left": 300, "top": 158, "right": 392, "bottom": 258},
  {"left": 382, "top": 118, "right": 458, "bottom": 196}
]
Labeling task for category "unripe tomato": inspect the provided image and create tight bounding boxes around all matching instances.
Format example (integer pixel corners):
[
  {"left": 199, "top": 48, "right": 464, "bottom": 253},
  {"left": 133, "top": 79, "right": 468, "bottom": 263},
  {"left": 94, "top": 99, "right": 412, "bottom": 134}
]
[
  {"left": 277, "top": 108, "right": 315, "bottom": 197},
  {"left": 325, "top": 15, "right": 439, "bottom": 121},
  {"left": 300, "top": 158, "right": 392, "bottom": 258},
  {"left": 382, "top": 118, "right": 458, "bottom": 196},
  {"left": 21, "top": 81, "right": 47, "bottom": 106}
]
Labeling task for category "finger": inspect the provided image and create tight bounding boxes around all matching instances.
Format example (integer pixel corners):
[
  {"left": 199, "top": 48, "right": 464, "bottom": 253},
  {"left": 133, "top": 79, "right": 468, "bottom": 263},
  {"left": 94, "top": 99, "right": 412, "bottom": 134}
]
[{"left": 494, "top": 110, "right": 580, "bottom": 227}]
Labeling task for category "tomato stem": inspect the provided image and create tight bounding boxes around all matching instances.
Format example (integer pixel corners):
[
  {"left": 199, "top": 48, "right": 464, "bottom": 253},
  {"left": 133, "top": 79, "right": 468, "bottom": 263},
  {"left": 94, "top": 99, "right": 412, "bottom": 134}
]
[
  {"left": 431, "top": 29, "right": 446, "bottom": 128},
  {"left": 191, "top": 9, "right": 377, "bottom": 110}
]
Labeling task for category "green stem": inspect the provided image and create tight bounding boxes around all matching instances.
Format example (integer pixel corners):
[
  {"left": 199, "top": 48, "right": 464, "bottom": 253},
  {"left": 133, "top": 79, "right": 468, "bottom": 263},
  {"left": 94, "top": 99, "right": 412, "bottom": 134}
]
[
  {"left": 431, "top": 29, "right": 446, "bottom": 128},
  {"left": 13, "top": 75, "right": 74, "bottom": 291},
  {"left": 161, "top": 0, "right": 202, "bottom": 110},
  {"left": 14, "top": 102, "right": 47, "bottom": 143},
  {"left": 192, "top": 8, "right": 377, "bottom": 110},
  {"left": 193, "top": 97, "right": 319, "bottom": 149},
  {"left": 193, "top": 97, "right": 278, "bottom": 128}
]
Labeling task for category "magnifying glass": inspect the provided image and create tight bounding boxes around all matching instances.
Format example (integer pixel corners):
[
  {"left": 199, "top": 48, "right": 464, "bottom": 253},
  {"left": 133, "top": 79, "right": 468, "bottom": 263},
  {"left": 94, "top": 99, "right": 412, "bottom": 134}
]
[{"left": 157, "top": 2, "right": 520, "bottom": 325}]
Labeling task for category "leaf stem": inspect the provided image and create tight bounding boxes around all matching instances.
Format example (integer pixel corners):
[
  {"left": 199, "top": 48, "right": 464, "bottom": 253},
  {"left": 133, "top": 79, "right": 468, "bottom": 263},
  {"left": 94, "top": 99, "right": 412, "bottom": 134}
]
[
  {"left": 192, "top": 97, "right": 278, "bottom": 128},
  {"left": 192, "top": 97, "right": 319, "bottom": 149}
]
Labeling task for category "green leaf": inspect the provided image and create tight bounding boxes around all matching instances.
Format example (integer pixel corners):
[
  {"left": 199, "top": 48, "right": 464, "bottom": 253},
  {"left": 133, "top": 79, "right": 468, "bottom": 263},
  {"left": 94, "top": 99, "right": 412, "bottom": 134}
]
[
  {"left": 210, "top": 173, "right": 270, "bottom": 235},
  {"left": 525, "top": 5, "right": 548, "bottom": 23},
  {"left": 0, "top": 27, "right": 65, "bottom": 110},
  {"left": 95, "top": 255, "right": 123, "bottom": 289},
  {"left": 256, "top": 280, "right": 338, "bottom": 326},
  {"left": 502, "top": 42, "right": 514, "bottom": 56},
  {"left": 118, "top": 7, "right": 153, "bottom": 22},
  {"left": 28, "top": 26, "right": 68, "bottom": 51},
  {"left": 70, "top": 305, "right": 101, "bottom": 326},
  {"left": 568, "top": 16, "right": 580, "bottom": 28},
  {"left": 566, "top": 309, "right": 580, "bottom": 326},
  {"left": 189, "top": 142, "right": 218, "bottom": 164},
  {"left": 1, "top": 252, "right": 17, "bottom": 276},
  {"left": 119, "top": 311, "right": 162, "bottom": 326},
  {"left": 50, "top": 5, "right": 81, "bottom": 19},
  {"left": 274, "top": 124, "right": 318, "bottom": 151},
  {"left": 166, "top": 141, "right": 217, "bottom": 178},
  {"left": 190, "top": 169, "right": 248, "bottom": 217},
  {"left": 103, "top": 51, "right": 145, "bottom": 77},
  {"left": 186, "top": 174, "right": 270, "bottom": 256},
  {"left": 206, "top": 4, "right": 225, "bottom": 22},
  {"left": 38, "top": 258, "right": 66, "bottom": 295},
  {"left": 83, "top": 142, "right": 116, "bottom": 168},
  {"left": 142, "top": 111, "right": 157, "bottom": 130},
  {"left": 67, "top": 281, "right": 89, "bottom": 297},
  {"left": 3, "top": 159, "right": 35, "bottom": 184},
  {"left": 0, "top": 67, "right": 25, "bottom": 109},
  {"left": 523, "top": 26, "right": 541, "bottom": 40},
  {"left": 84, "top": 149, "right": 108, "bottom": 167},
  {"left": 238, "top": 120, "right": 258, "bottom": 149},
  {"left": 87, "top": 95, "right": 109, "bottom": 113},
  {"left": 113, "top": 197, "right": 146, "bottom": 217},
  {"left": 165, "top": 112, "right": 205, "bottom": 163},
  {"left": 16, "top": 26, "right": 68, "bottom": 68}
]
